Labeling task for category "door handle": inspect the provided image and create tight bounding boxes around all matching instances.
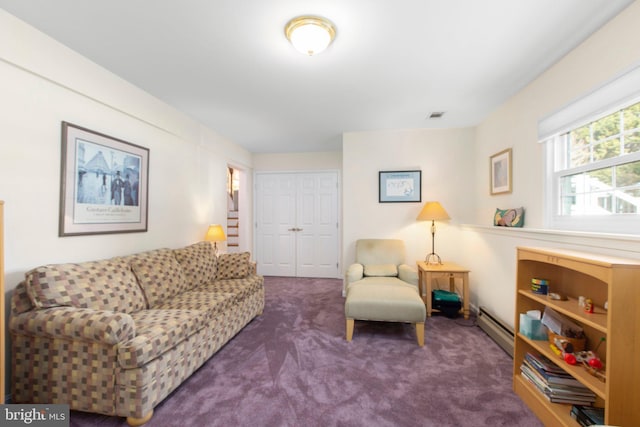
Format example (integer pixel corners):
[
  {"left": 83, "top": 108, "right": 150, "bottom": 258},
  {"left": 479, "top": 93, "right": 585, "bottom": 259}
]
[{"left": 288, "top": 227, "right": 303, "bottom": 232}]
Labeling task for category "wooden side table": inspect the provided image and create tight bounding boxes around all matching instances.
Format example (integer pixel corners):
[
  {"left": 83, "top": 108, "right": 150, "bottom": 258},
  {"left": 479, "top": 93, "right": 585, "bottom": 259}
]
[{"left": 417, "top": 261, "right": 470, "bottom": 319}]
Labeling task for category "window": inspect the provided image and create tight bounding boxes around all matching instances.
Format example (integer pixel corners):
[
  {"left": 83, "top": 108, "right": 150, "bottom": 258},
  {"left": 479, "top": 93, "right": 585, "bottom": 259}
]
[{"left": 545, "top": 101, "right": 640, "bottom": 234}]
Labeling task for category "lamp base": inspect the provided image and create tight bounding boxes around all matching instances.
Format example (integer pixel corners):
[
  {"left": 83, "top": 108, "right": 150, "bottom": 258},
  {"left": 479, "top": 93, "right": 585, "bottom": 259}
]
[{"left": 425, "top": 252, "right": 443, "bottom": 265}]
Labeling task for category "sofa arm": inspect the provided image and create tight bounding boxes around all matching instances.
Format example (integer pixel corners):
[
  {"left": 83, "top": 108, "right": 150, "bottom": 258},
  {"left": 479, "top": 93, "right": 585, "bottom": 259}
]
[
  {"left": 10, "top": 307, "right": 136, "bottom": 345},
  {"left": 398, "top": 264, "right": 419, "bottom": 288},
  {"left": 345, "top": 263, "right": 364, "bottom": 284}
]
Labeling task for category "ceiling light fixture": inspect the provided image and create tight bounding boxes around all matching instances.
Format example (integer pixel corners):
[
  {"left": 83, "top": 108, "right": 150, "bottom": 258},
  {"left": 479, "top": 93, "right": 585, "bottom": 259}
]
[{"left": 285, "top": 15, "right": 336, "bottom": 56}]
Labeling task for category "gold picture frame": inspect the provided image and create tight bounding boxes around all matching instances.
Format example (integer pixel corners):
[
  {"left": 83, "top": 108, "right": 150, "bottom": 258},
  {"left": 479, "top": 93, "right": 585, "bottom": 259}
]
[
  {"left": 490, "top": 148, "right": 512, "bottom": 195},
  {"left": 59, "top": 122, "right": 149, "bottom": 236}
]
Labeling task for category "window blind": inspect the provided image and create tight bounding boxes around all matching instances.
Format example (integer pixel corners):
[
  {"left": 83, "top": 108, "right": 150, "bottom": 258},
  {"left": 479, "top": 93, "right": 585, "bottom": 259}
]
[{"left": 538, "top": 62, "right": 640, "bottom": 142}]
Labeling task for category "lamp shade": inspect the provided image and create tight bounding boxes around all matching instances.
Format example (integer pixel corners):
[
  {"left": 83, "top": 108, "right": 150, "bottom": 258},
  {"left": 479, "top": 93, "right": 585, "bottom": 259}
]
[
  {"left": 416, "top": 201, "right": 450, "bottom": 221},
  {"left": 204, "top": 224, "right": 226, "bottom": 242},
  {"left": 285, "top": 16, "right": 336, "bottom": 56}
]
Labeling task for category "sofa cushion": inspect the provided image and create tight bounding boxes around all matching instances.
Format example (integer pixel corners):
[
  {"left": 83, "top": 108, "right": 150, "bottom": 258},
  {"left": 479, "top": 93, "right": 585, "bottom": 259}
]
[
  {"left": 24, "top": 258, "right": 146, "bottom": 313},
  {"left": 154, "top": 290, "right": 237, "bottom": 318},
  {"left": 202, "top": 276, "right": 264, "bottom": 303},
  {"left": 173, "top": 241, "right": 217, "bottom": 290},
  {"left": 346, "top": 276, "right": 418, "bottom": 292},
  {"left": 345, "top": 281, "right": 425, "bottom": 323},
  {"left": 130, "top": 249, "right": 188, "bottom": 308},
  {"left": 119, "top": 308, "right": 209, "bottom": 368},
  {"left": 216, "top": 252, "right": 250, "bottom": 279},
  {"left": 364, "top": 264, "right": 398, "bottom": 277}
]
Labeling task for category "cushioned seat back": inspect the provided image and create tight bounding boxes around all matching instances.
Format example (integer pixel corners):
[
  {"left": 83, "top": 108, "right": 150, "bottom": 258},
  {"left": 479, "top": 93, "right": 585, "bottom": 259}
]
[
  {"left": 126, "top": 248, "right": 188, "bottom": 308},
  {"left": 173, "top": 241, "right": 217, "bottom": 290},
  {"left": 356, "top": 239, "right": 406, "bottom": 267},
  {"left": 23, "top": 257, "right": 147, "bottom": 314}
]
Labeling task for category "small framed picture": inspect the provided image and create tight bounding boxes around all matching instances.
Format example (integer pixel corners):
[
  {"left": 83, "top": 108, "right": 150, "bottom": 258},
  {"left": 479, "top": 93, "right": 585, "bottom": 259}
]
[
  {"left": 59, "top": 122, "right": 150, "bottom": 236},
  {"left": 379, "top": 170, "right": 422, "bottom": 203},
  {"left": 490, "top": 148, "right": 512, "bottom": 195}
]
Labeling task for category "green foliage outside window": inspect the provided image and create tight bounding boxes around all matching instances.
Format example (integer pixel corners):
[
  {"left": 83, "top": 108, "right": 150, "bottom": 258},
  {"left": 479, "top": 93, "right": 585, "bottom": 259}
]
[{"left": 559, "top": 101, "right": 640, "bottom": 215}]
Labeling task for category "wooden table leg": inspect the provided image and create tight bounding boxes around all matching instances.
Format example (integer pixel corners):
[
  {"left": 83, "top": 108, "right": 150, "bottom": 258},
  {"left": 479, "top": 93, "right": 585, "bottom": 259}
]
[
  {"left": 462, "top": 272, "right": 469, "bottom": 320},
  {"left": 425, "top": 271, "right": 433, "bottom": 317}
]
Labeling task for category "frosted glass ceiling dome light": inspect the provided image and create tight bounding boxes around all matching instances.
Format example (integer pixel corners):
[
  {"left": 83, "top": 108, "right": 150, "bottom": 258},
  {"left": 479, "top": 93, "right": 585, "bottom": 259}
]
[{"left": 285, "top": 16, "right": 336, "bottom": 56}]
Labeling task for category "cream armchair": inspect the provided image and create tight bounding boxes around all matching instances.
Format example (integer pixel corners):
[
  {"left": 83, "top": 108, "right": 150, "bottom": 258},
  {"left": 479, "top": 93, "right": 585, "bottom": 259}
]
[
  {"left": 345, "top": 239, "right": 419, "bottom": 290},
  {"left": 344, "top": 239, "right": 426, "bottom": 346}
]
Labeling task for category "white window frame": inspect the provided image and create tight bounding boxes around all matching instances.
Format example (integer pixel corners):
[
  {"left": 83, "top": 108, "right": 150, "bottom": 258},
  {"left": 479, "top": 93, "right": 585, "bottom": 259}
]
[
  {"left": 541, "top": 63, "right": 640, "bottom": 235},
  {"left": 544, "top": 141, "right": 640, "bottom": 234}
]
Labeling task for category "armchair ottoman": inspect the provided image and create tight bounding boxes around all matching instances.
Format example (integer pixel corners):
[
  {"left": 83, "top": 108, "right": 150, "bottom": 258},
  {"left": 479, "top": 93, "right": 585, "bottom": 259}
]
[{"left": 344, "top": 239, "right": 426, "bottom": 346}]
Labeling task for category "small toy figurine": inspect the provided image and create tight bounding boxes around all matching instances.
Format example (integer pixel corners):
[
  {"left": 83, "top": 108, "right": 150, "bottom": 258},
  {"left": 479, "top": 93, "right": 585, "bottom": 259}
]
[
  {"left": 553, "top": 337, "right": 574, "bottom": 354},
  {"left": 575, "top": 350, "right": 601, "bottom": 368},
  {"left": 550, "top": 337, "right": 606, "bottom": 382},
  {"left": 564, "top": 353, "right": 577, "bottom": 365},
  {"left": 584, "top": 298, "right": 594, "bottom": 313}
]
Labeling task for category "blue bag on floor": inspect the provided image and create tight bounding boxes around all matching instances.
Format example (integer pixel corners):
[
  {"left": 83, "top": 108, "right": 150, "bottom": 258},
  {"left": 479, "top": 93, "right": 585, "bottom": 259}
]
[{"left": 432, "top": 290, "right": 462, "bottom": 318}]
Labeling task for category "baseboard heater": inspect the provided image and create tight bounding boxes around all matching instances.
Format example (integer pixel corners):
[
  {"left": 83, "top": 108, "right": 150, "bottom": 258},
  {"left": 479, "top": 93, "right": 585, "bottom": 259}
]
[{"left": 477, "top": 306, "right": 514, "bottom": 357}]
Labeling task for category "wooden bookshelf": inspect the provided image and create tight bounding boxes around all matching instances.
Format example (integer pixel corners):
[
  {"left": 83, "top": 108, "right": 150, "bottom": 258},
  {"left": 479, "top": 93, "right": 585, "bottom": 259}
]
[{"left": 513, "top": 246, "right": 640, "bottom": 427}]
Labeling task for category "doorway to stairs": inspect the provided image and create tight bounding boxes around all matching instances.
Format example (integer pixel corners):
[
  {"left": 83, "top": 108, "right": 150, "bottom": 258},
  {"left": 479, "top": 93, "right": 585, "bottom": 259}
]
[{"left": 226, "top": 166, "right": 240, "bottom": 253}]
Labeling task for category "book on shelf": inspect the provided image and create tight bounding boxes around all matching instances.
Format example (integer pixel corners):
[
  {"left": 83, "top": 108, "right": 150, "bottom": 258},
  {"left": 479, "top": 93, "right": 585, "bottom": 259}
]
[
  {"left": 548, "top": 394, "right": 595, "bottom": 405},
  {"left": 520, "top": 365, "right": 596, "bottom": 399},
  {"left": 546, "top": 385, "right": 597, "bottom": 398},
  {"left": 520, "top": 352, "right": 596, "bottom": 405},
  {"left": 525, "top": 351, "right": 567, "bottom": 375},
  {"left": 570, "top": 405, "right": 604, "bottom": 426},
  {"left": 520, "top": 371, "right": 595, "bottom": 406},
  {"left": 524, "top": 352, "right": 585, "bottom": 387}
]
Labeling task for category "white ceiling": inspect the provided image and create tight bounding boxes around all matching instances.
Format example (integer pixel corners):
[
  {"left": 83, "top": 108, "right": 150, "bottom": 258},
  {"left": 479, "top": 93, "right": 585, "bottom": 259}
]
[{"left": 1, "top": 0, "right": 633, "bottom": 153}]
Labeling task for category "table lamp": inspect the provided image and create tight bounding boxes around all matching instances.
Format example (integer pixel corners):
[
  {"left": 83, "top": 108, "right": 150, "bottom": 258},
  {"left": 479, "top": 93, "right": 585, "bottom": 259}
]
[
  {"left": 416, "top": 201, "right": 450, "bottom": 264},
  {"left": 204, "top": 224, "right": 226, "bottom": 255}
]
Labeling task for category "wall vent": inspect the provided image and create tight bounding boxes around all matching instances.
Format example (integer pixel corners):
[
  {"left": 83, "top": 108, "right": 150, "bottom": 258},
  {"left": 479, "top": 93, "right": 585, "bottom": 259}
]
[{"left": 477, "top": 306, "right": 514, "bottom": 357}]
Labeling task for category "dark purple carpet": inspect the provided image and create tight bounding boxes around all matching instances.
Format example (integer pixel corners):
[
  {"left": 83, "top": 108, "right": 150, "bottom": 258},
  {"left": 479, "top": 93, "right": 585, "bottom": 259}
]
[{"left": 70, "top": 276, "right": 542, "bottom": 427}]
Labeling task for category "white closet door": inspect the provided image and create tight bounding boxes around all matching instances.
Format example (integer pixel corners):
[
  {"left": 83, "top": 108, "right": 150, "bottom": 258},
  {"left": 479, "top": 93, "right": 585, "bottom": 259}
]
[
  {"left": 255, "top": 173, "right": 297, "bottom": 276},
  {"left": 296, "top": 173, "right": 339, "bottom": 277},
  {"left": 255, "top": 172, "right": 339, "bottom": 278}
]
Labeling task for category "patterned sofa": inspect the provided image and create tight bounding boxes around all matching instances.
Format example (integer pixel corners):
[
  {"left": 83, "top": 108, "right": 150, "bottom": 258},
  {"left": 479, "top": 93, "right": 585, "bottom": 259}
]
[{"left": 9, "top": 242, "right": 264, "bottom": 426}]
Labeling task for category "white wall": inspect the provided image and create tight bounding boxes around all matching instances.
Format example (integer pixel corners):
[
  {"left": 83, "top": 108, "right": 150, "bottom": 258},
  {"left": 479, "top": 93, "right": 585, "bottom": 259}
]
[
  {"left": 468, "top": 1, "right": 640, "bottom": 326},
  {"left": 0, "top": 9, "right": 253, "bottom": 279},
  {"left": 0, "top": 10, "right": 253, "bottom": 396},
  {"left": 253, "top": 151, "right": 342, "bottom": 171},
  {"left": 341, "top": 3, "right": 640, "bottom": 329},
  {"left": 342, "top": 127, "right": 476, "bottom": 269}
]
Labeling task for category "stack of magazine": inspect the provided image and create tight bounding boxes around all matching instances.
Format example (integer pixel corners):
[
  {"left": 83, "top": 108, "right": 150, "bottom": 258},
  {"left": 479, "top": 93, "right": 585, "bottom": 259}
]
[
  {"left": 520, "top": 352, "right": 596, "bottom": 405},
  {"left": 570, "top": 405, "right": 604, "bottom": 426}
]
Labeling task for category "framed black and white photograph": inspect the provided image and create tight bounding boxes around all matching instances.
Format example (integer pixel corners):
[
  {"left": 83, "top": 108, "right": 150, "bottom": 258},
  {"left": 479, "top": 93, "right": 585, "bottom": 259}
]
[
  {"left": 59, "top": 122, "right": 149, "bottom": 236},
  {"left": 379, "top": 170, "right": 421, "bottom": 203},
  {"left": 490, "top": 148, "right": 512, "bottom": 195}
]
